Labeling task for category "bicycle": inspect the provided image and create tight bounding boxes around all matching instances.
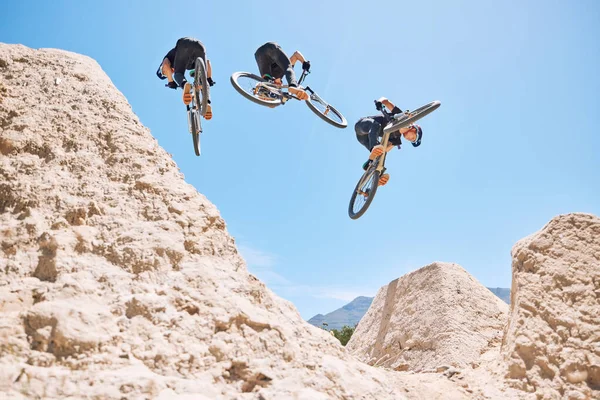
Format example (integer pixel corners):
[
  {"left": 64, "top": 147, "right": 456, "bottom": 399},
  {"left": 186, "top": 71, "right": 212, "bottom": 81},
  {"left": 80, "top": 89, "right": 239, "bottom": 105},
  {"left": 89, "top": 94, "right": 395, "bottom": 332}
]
[
  {"left": 230, "top": 68, "right": 347, "bottom": 129},
  {"left": 348, "top": 100, "right": 441, "bottom": 220},
  {"left": 185, "top": 57, "right": 209, "bottom": 156}
]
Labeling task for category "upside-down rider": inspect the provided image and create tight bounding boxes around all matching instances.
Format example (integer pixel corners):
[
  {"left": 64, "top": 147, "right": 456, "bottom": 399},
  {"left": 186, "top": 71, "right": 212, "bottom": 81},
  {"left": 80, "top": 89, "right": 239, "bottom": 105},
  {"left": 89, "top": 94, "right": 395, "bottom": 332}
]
[
  {"left": 156, "top": 37, "right": 215, "bottom": 119},
  {"left": 254, "top": 42, "right": 310, "bottom": 101},
  {"left": 355, "top": 97, "right": 423, "bottom": 186}
]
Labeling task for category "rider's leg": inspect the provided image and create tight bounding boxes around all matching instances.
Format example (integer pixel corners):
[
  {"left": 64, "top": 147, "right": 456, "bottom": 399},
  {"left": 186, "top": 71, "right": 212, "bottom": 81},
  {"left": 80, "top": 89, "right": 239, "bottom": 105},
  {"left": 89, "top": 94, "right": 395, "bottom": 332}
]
[
  {"left": 370, "top": 144, "right": 394, "bottom": 160},
  {"left": 372, "top": 144, "right": 392, "bottom": 186},
  {"left": 173, "top": 38, "right": 205, "bottom": 86},
  {"left": 174, "top": 40, "right": 208, "bottom": 106},
  {"left": 187, "top": 49, "right": 212, "bottom": 119},
  {"left": 173, "top": 60, "right": 190, "bottom": 104},
  {"left": 270, "top": 44, "right": 308, "bottom": 100},
  {"left": 173, "top": 47, "right": 190, "bottom": 89},
  {"left": 366, "top": 119, "right": 383, "bottom": 157},
  {"left": 356, "top": 119, "right": 379, "bottom": 170},
  {"left": 254, "top": 44, "right": 274, "bottom": 79},
  {"left": 355, "top": 119, "right": 374, "bottom": 151},
  {"left": 273, "top": 50, "right": 296, "bottom": 87},
  {"left": 365, "top": 119, "right": 392, "bottom": 186}
]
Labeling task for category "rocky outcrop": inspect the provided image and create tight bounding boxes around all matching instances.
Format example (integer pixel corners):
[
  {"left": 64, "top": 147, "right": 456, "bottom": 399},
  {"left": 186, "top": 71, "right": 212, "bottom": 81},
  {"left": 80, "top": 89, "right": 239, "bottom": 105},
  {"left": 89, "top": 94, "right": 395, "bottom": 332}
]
[
  {"left": 347, "top": 262, "right": 509, "bottom": 372},
  {"left": 308, "top": 288, "right": 510, "bottom": 331},
  {"left": 501, "top": 213, "right": 600, "bottom": 399}
]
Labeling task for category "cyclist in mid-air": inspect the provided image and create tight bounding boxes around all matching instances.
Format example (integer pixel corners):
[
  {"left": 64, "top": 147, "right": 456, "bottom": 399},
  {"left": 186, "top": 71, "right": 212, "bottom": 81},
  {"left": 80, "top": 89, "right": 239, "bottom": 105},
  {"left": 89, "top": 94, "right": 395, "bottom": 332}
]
[
  {"left": 254, "top": 41, "right": 310, "bottom": 101},
  {"left": 355, "top": 97, "right": 423, "bottom": 186},
  {"left": 156, "top": 37, "right": 215, "bottom": 120}
]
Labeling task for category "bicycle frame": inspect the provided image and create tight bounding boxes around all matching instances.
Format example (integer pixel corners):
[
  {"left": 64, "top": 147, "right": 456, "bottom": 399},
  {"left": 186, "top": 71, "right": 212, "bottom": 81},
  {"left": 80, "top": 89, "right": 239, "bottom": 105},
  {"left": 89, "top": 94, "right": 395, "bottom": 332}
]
[
  {"left": 253, "top": 69, "right": 312, "bottom": 103},
  {"left": 375, "top": 107, "right": 421, "bottom": 172}
]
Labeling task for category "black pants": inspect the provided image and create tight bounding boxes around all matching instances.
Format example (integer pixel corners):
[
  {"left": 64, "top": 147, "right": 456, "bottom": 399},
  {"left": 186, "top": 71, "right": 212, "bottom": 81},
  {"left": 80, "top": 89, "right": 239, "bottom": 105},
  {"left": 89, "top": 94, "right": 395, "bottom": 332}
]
[
  {"left": 355, "top": 117, "right": 402, "bottom": 151},
  {"left": 254, "top": 42, "right": 297, "bottom": 87},
  {"left": 173, "top": 37, "right": 206, "bottom": 88}
]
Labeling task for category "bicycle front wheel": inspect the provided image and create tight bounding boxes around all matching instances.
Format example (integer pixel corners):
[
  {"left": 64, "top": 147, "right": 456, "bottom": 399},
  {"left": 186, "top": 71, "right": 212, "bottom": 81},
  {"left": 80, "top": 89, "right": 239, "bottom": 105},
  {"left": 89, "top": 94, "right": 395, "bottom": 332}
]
[
  {"left": 306, "top": 92, "right": 347, "bottom": 128},
  {"left": 230, "top": 72, "right": 284, "bottom": 108},
  {"left": 384, "top": 100, "right": 441, "bottom": 134},
  {"left": 348, "top": 166, "right": 380, "bottom": 220},
  {"left": 194, "top": 57, "right": 209, "bottom": 117},
  {"left": 192, "top": 129, "right": 201, "bottom": 156}
]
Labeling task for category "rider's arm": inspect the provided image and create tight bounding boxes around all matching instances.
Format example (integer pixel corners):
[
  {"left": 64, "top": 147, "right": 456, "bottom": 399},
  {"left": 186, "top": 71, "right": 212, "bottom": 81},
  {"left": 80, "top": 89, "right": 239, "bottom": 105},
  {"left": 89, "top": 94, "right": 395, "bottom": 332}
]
[
  {"left": 206, "top": 59, "right": 212, "bottom": 79},
  {"left": 290, "top": 51, "right": 306, "bottom": 66},
  {"left": 206, "top": 59, "right": 215, "bottom": 86},
  {"left": 161, "top": 48, "right": 176, "bottom": 81},
  {"left": 161, "top": 58, "right": 174, "bottom": 82},
  {"left": 377, "top": 97, "right": 403, "bottom": 115}
]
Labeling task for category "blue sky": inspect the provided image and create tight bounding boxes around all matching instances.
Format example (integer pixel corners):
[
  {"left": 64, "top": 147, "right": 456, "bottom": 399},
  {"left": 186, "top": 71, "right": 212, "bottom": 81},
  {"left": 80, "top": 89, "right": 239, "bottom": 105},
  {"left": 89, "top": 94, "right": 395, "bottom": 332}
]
[{"left": 2, "top": 0, "right": 598, "bottom": 320}]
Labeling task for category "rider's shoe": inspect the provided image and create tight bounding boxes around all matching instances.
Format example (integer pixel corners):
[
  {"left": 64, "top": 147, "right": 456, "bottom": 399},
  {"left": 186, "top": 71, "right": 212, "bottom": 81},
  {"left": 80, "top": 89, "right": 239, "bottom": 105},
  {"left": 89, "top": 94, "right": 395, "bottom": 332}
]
[
  {"left": 289, "top": 85, "right": 309, "bottom": 100},
  {"left": 369, "top": 145, "right": 385, "bottom": 160},
  {"left": 362, "top": 159, "right": 372, "bottom": 171},
  {"left": 182, "top": 82, "right": 192, "bottom": 105},
  {"left": 378, "top": 173, "right": 390, "bottom": 186},
  {"left": 204, "top": 103, "right": 212, "bottom": 120}
]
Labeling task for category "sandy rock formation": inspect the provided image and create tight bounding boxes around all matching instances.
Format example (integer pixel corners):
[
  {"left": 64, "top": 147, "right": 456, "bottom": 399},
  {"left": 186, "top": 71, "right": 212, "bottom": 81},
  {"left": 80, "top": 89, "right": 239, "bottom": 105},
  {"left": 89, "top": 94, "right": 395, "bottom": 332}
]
[
  {"left": 0, "top": 43, "right": 475, "bottom": 400},
  {"left": 3, "top": 43, "right": 596, "bottom": 400},
  {"left": 347, "top": 262, "right": 509, "bottom": 372},
  {"left": 501, "top": 213, "right": 600, "bottom": 399}
]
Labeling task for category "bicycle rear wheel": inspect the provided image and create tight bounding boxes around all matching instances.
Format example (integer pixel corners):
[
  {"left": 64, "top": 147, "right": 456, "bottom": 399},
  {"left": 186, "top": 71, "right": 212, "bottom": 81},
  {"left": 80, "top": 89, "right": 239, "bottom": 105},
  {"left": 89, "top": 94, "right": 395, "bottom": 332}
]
[
  {"left": 306, "top": 91, "right": 347, "bottom": 128},
  {"left": 384, "top": 100, "right": 441, "bottom": 134},
  {"left": 230, "top": 72, "right": 284, "bottom": 107},
  {"left": 189, "top": 109, "right": 201, "bottom": 156},
  {"left": 348, "top": 165, "right": 380, "bottom": 220},
  {"left": 192, "top": 130, "right": 201, "bottom": 156},
  {"left": 194, "top": 58, "right": 209, "bottom": 117}
]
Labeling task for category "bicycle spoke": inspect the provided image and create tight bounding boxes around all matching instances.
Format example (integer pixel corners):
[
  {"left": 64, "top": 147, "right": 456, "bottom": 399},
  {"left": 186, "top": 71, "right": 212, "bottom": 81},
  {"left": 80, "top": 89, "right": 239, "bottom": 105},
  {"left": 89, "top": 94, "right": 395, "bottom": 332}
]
[
  {"left": 309, "top": 94, "right": 344, "bottom": 124},
  {"left": 238, "top": 77, "right": 279, "bottom": 103},
  {"left": 353, "top": 170, "right": 375, "bottom": 213}
]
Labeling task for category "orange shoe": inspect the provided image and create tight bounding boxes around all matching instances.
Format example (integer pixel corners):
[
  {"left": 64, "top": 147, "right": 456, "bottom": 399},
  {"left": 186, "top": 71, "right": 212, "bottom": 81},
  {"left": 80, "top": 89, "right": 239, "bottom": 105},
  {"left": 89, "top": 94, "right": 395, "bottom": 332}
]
[
  {"left": 289, "top": 86, "right": 308, "bottom": 100},
  {"left": 182, "top": 82, "right": 192, "bottom": 105},
  {"left": 378, "top": 173, "right": 390, "bottom": 186},
  {"left": 369, "top": 145, "right": 385, "bottom": 160},
  {"left": 204, "top": 103, "right": 212, "bottom": 120}
]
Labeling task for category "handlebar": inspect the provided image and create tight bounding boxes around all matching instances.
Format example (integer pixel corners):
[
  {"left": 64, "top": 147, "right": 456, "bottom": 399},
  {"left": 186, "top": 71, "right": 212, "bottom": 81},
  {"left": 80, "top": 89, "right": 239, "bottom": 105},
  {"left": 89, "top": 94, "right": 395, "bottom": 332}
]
[
  {"left": 374, "top": 100, "right": 394, "bottom": 122},
  {"left": 298, "top": 68, "right": 310, "bottom": 87}
]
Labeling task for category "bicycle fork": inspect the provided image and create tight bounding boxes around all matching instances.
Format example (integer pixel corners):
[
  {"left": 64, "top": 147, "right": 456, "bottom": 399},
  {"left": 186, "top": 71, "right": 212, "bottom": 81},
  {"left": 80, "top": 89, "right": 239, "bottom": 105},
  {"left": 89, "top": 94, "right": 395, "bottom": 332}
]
[
  {"left": 375, "top": 130, "right": 391, "bottom": 175},
  {"left": 187, "top": 105, "right": 202, "bottom": 134}
]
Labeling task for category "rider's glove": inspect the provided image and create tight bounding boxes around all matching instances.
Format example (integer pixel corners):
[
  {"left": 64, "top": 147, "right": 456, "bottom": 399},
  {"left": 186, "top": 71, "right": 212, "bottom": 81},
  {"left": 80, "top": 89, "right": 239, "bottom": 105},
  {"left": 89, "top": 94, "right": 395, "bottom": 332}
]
[
  {"left": 302, "top": 61, "right": 311, "bottom": 72},
  {"left": 207, "top": 77, "right": 215, "bottom": 87},
  {"left": 166, "top": 81, "right": 178, "bottom": 89},
  {"left": 391, "top": 106, "right": 403, "bottom": 115},
  {"left": 375, "top": 100, "right": 383, "bottom": 111}
]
